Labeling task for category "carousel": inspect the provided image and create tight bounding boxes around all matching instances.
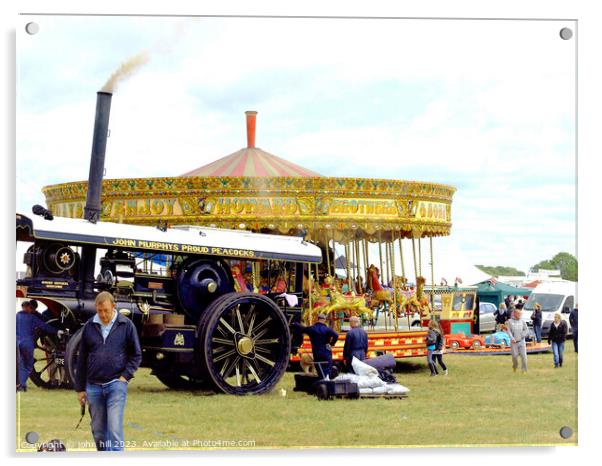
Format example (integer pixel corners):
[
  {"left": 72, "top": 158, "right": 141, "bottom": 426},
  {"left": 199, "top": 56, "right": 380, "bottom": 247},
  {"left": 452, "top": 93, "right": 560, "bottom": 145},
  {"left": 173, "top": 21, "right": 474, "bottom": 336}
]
[{"left": 42, "top": 111, "right": 473, "bottom": 360}]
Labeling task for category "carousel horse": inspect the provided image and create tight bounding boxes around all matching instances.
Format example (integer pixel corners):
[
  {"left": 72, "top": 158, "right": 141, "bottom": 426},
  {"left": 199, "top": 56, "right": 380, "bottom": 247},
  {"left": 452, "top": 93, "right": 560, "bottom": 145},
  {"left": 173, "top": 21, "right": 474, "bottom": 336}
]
[
  {"left": 366, "top": 265, "right": 393, "bottom": 304},
  {"left": 409, "top": 276, "right": 432, "bottom": 319},
  {"left": 365, "top": 265, "right": 394, "bottom": 328},
  {"left": 231, "top": 265, "right": 247, "bottom": 293},
  {"left": 303, "top": 275, "right": 373, "bottom": 326}
]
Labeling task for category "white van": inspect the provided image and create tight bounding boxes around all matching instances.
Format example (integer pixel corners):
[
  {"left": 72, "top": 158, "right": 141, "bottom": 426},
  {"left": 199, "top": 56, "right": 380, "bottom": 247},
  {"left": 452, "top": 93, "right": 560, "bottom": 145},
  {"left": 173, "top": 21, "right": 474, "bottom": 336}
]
[{"left": 521, "top": 281, "right": 576, "bottom": 337}]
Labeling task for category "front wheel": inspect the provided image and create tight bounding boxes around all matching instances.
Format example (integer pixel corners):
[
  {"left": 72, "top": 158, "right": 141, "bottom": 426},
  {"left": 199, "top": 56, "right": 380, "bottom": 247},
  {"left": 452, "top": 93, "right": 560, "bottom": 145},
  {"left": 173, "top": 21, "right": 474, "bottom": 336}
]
[
  {"left": 197, "top": 292, "right": 291, "bottom": 395},
  {"left": 29, "top": 332, "right": 71, "bottom": 389}
]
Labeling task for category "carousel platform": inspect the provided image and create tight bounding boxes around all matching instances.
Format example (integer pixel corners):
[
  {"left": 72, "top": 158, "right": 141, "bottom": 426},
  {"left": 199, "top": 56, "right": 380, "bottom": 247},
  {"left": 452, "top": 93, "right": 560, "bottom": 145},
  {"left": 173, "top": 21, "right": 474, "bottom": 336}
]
[{"left": 446, "top": 342, "right": 552, "bottom": 356}]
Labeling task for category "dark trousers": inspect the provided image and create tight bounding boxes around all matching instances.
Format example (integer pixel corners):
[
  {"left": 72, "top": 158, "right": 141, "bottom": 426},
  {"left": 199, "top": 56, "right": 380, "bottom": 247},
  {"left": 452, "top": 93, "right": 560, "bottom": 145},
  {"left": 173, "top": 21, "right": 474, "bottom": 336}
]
[
  {"left": 573, "top": 330, "right": 578, "bottom": 353},
  {"left": 313, "top": 352, "right": 333, "bottom": 379},
  {"left": 433, "top": 353, "right": 447, "bottom": 371},
  {"left": 17, "top": 343, "right": 35, "bottom": 388}
]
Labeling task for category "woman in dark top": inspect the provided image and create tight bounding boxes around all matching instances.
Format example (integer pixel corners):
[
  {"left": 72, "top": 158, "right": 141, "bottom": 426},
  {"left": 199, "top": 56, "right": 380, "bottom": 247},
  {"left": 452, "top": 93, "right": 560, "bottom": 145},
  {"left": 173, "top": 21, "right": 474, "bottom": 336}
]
[
  {"left": 548, "top": 313, "right": 568, "bottom": 368},
  {"left": 530, "top": 303, "right": 543, "bottom": 343}
]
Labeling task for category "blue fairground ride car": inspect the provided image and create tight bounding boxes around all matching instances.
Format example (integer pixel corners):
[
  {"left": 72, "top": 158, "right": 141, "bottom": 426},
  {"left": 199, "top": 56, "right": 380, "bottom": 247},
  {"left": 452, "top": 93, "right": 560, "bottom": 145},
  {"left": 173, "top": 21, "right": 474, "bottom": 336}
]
[{"left": 484, "top": 331, "right": 511, "bottom": 348}]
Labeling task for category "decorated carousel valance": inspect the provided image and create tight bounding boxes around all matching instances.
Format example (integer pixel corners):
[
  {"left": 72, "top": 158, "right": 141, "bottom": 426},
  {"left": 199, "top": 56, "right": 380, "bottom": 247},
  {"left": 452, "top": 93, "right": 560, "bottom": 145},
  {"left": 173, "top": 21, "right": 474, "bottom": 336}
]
[{"left": 42, "top": 111, "right": 456, "bottom": 243}]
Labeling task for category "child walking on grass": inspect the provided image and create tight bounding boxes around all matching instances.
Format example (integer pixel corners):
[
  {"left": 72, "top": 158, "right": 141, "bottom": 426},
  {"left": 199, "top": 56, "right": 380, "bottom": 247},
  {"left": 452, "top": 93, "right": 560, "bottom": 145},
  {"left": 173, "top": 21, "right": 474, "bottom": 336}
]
[
  {"left": 431, "top": 320, "right": 448, "bottom": 375},
  {"left": 426, "top": 320, "right": 447, "bottom": 376}
]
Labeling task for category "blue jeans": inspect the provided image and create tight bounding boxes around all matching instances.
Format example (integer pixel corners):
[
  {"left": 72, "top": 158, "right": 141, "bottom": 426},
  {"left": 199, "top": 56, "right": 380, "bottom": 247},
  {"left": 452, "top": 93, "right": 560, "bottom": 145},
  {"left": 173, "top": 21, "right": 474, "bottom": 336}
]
[
  {"left": 17, "top": 343, "right": 34, "bottom": 388},
  {"left": 427, "top": 348, "right": 438, "bottom": 374},
  {"left": 533, "top": 324, "right": 542, "bottom": 343},
  {"left": 86, "top": 380, "right": 128, "bottom": 451},
  {"left": 552, "top": 342, "right": 565, "bottom": 367},
  {"left": 573, "top": 330, "right": 578, "bottom": 353}
]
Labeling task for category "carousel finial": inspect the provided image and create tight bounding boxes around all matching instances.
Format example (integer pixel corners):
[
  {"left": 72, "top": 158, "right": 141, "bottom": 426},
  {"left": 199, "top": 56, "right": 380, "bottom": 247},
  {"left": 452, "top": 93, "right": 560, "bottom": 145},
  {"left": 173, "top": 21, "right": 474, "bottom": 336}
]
[{"left": 245, "top": 110, "right": 258, "bottom": 148}]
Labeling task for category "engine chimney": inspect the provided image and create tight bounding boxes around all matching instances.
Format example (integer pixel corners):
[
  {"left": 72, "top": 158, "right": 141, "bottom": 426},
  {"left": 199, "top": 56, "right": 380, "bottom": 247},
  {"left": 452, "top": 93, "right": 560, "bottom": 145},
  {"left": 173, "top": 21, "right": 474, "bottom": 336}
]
[
  {"left": 245, "top": 111, "right": 257, "bottom": 148},
  {"left": 83, "top": 91, "right": 113, "bottom": 223}
]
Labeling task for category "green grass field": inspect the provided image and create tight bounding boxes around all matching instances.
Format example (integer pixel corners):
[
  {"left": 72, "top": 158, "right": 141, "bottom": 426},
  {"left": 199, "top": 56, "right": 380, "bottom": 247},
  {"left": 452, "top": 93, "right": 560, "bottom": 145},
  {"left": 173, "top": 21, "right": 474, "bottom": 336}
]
[{"left": 16, "top": 348, "right": 577, "bottom": 451}]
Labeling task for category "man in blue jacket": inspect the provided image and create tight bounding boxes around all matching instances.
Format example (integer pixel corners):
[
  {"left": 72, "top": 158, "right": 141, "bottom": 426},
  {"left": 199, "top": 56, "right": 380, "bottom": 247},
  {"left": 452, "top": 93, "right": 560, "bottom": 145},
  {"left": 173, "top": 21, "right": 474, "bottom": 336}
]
[
  {"left": 16, "top": 300, "right": 61, "bottom": 392},
  {"left": 75, "top": 292, "right": 141, "bottom": 451},
  {"left": 343, "top": 316, "right": 368, "bottom": 371},
  {"left": 293, "top": 313, "right": 338, "bottom": 379}
]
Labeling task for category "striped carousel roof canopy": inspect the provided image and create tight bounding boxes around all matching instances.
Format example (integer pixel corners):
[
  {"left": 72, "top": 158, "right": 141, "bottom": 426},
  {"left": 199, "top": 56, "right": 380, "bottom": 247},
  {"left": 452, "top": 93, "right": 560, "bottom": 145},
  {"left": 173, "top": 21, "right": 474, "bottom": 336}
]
[{"left": 181, "top": 111, "right": 322, "bottom": 178}]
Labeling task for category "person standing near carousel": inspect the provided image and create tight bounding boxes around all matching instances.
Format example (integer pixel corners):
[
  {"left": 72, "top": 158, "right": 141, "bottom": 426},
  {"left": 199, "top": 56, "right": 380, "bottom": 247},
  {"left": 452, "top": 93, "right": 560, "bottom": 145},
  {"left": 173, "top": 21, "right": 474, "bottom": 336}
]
[
  {"left": 431, "top": 320, "right": 448, "bottom": 375},
  {"left": 569, "top": 304, "right": 578, "bottom": 353},
  {"left": 548, "top": 313, "right": 568, "bottom": 368},
  {"left": 530, "top": 303, "right": 543, "bottom": 343},
  {"left": 426, "top": 320, "right": 440, "bottom": 376},
  {"left": 494, "top": 302, "right": 509, "bottom": 331},
  {"left": 343, "top": 315, "right": 368, "bottom": 371},
  {"left": 292, "top": 313, "right": 339, "bottom": 379},
  {"left": 74, "top": 291, "right": 142, "bottom": 451},
  {"left": 16, "top": 300, "right": 62, "bottom": 392},
  {"left": 506, "top": 306, "right": 529, "bottom": 373}
]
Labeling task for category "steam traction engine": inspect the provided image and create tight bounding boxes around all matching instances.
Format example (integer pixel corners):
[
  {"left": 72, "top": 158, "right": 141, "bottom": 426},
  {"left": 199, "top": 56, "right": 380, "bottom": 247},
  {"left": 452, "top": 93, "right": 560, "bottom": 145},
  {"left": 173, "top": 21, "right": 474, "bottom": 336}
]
[
  {"left": 17, "top": 212, "right": 321, "bottom": 394},
  {"left": 17, "top": 89, "right": 323, "bottom": 395}
]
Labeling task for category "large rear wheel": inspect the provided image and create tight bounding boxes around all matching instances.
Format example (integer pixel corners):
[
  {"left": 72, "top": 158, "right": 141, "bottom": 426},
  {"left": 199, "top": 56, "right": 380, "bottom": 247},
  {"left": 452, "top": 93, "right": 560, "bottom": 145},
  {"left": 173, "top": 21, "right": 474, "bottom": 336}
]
[{"left": 197, "top": 292, "right": 291, "bottom": 395}]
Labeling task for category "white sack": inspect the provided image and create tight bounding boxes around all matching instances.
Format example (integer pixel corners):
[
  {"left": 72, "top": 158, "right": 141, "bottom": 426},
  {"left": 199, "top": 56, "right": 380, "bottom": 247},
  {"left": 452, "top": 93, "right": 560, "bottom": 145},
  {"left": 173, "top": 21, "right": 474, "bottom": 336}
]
[{"left": 351, "top": 357, "right": 379, "bottom": 377}]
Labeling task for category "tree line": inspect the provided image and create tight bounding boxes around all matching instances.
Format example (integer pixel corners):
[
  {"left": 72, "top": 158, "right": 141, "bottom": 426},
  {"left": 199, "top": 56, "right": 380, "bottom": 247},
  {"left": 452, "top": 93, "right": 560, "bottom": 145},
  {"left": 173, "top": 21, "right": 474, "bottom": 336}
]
[{"left": 476, "top": 252, "right": 578, "bottom": 282}]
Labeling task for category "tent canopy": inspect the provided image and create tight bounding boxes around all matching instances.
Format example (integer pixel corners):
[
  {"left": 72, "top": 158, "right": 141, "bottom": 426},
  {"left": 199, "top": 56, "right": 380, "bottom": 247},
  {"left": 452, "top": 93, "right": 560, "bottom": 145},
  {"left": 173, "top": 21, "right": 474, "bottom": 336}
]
[{"left": 475, "top": 279, "right": 532, "bottom": 307}]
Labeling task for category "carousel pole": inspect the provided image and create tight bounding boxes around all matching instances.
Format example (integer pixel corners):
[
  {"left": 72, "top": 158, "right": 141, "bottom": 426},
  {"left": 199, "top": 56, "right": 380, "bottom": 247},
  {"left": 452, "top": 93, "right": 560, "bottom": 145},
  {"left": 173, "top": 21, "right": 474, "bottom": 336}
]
[
  {"left": 313, "top": 223, "right": 320, "bottom": 292},
  {"left": 418, "top": 237, "right": 423, "bottom": 278},
  {"left": 398, "top": 231, "right": 406, "bottom": 279},
  {"left": 430, "top": 236, "right": 435, "bottom": 312},
  {"left": 411, "top": 237, "right": 418, "bottom": 283},
  {"left": 345, "top": 241, "right": 352, "bottom": 292},
  {"left": 349, "top": 239, "right": 356, "bottom": 292},
  {"left": 307, "top": 262, "right": 313, "bottom": 325},
  {"left": 325, "top": 229, "right": 331, "bottom": 280},
  {"left": 377, "top": 230, "right": 387, "bottom": 331},
  {"left": 363, "top": 238, "right": 369, "bottom": 276},
  {"left": 389, "top": 237, "right": 398, "bottom": 331},
  {"left": 378, "top": 231, "right": 385, "bottom": 287},
  {"left": 354, "top": 239, "right": 362, "bottom": 293},
  {"left": 331, "top": 228, "right": 336, "bottom": 279}
]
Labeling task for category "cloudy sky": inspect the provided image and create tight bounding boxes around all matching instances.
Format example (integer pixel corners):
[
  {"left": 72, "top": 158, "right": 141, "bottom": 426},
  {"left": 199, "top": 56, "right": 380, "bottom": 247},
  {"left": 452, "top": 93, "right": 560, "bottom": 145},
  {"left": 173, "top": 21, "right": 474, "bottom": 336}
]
[{"left": 16, "top": 15, "right": 576, "bottom": 274}]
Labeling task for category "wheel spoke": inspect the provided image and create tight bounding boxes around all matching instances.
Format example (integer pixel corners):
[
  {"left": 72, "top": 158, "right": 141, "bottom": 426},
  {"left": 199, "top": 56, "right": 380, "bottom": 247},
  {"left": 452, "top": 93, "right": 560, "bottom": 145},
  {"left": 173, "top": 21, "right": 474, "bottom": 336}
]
[
  {"left": 235, "top": 305, "right": 245, "bottom": 334},
  {"left": 35, "top": 359, "right": 54, "bottom": 374},
  {"left": 254, "top": 345, "right": 272, "bottom": 354},
  {"left": 34, "top": 356, "right": 54, "bottom": 363},
  {"left": 211, "top": 337, "right": 235, "bottom": 346},
  {"left": 252, "top": 328, "right": 270, "bottom": 342},
  {"left": 219, "top": 318, "right": 236, "bottom": 335},
  {"left": 213, "top": 348, "right": 236, "bottom": 362},
  {"left": 241, "top": 359, "right": 249, "bottom": 384},
  {"left": 222, "top": 356, "right": 240, "bottom": 379},
  {"left": 254, "top": 338, "right": 280, "bottom": 345},
  {"left": 235, "top": 363, "right": 242, "bottom": 387},
  {"left": 245, "top": 305, "right": 256, "bottom": 334},
  {"left": 245, "top": 360, "right": 261, "bottom": 383},
  {"left": 255, "top": 353, "right": 275, "bottom": 367},
  {"left": 252, "top": 316, "right": 272, "bottom": 335}
]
